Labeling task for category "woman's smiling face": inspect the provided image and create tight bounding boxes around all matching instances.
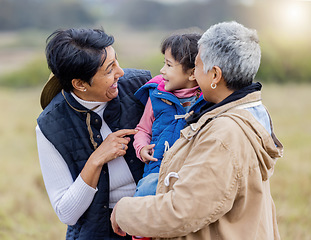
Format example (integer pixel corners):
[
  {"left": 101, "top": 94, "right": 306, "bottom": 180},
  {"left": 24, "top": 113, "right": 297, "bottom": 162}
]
[{"left": 82, "top": 46, "right": 124, "bottom": 102}]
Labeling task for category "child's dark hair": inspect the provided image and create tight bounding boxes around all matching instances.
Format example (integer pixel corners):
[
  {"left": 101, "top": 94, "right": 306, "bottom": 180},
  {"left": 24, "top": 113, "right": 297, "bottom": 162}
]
[{"left": 161, "top": 33, "right": 202, "bottom": 73}]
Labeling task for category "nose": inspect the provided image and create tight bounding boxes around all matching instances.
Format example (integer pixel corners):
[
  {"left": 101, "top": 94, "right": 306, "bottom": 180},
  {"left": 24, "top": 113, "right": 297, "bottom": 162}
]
[
  {"left": 160, "top": 65, "right": 165, "bottom": 75},
  {"left": 116, "top": 60, "right": 124, "bottom": 78}
]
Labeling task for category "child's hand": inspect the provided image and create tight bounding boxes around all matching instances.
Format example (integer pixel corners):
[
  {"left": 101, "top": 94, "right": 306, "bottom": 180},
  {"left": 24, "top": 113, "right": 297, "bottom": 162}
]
[{"left": 140, "top": 144, "right": 157, "bottom": 164}]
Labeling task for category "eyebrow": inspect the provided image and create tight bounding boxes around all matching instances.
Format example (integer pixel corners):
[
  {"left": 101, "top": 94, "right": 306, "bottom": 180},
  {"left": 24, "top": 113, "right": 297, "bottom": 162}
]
[
  {"left": 105, "top": 53, "right": 117, "bottom": 71},
  {"left": 166, "top": 59, "right": 173, "bottom": 64},
  {"left": 105, "top": 60, "right": 115, "bottom": 71}
]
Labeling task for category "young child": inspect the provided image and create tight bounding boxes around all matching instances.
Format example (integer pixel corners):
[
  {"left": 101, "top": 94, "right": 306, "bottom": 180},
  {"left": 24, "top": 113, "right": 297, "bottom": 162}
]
[
  {"left": 130, "top": 32, "right": 205, "bottom": 240},
  {"left": 133, "top": 33, "right": 206, "bottom": 199}
]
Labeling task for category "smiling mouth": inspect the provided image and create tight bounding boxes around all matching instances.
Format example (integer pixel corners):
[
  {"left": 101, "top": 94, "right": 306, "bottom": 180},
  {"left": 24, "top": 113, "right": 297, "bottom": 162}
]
[{"left": 110, "top": 81, "right": 118, "bottom": 88}]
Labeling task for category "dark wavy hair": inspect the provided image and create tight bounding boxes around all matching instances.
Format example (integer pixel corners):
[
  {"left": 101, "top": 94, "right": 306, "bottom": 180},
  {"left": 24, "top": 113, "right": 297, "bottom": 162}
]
[
  {"left": 45, "top": 28, "right": 114, "bottom": 92},
  {"left": 161, "top": 33, "right": 201, "bottom": 73}
]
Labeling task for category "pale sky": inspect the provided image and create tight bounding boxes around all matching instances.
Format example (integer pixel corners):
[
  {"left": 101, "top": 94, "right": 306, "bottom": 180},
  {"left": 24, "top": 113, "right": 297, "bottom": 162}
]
[
  {"left": 151, "top": 0, "right": 208, "bottom": 4},
  {"left": 149, "top": 0, "right": 256, "bottom": 5}
]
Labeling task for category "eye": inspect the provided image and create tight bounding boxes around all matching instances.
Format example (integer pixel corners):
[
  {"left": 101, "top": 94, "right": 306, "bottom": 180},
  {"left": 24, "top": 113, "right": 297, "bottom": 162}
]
[
  {"left": 105, "top": 68, "right": 113, "bottom": 75},
  {"left": 163, "top": 60, "right": 172, "bottom": 68},
  {"left": 107, "top": 68, "right": 113, "bottom": 74}
]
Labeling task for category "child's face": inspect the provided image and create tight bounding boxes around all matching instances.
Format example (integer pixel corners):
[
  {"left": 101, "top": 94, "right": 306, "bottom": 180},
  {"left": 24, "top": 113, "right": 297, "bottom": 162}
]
[{"left": 160, "top": 48, "right": 197, "bottom": 92}]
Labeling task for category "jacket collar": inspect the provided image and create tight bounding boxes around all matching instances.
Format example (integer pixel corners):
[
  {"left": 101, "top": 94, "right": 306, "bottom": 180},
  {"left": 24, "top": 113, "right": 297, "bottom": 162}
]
[
  {"left": 186, "top": 82, "right": 262, "bottom": 124},
  {"left": 181, "top": 90, "right": 262, "bottom": 140},
  {"left": 61, "top": 90, "right": 101, "bottom": 150}
]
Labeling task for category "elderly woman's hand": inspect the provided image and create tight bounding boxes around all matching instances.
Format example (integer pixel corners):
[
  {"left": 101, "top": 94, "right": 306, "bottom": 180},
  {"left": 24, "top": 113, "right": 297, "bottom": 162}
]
[{"left": 111, "top": 202, "right": 127, "bottom": 236}]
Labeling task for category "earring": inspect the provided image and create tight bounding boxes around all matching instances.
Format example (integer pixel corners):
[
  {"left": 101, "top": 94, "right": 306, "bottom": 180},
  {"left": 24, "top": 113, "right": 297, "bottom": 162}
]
[
  {"left": 83, "top": 88, "right": 87, "bottom": 92},
  {"left": 211, "top": 83, "right": 217, "bottom": 89}
]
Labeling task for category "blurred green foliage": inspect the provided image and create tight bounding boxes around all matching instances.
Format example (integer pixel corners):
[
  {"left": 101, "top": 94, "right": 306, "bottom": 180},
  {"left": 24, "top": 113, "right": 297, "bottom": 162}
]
[
  {"left": 0, "top": 58, "right": 50, "bottom": 88},
  {"left": 0, "top": 31, "right": 310, "bottom": 88},
  {"left": 112, "top": 0, "right": 311, "bottom": 84},
  {"left": 0, "top": 0, "right": 310, "bottom": 87},
  {"left": 257, "top": 34, "right": 311, "bottom": 84},
  {"left": 118, "top": 52, "right": 164, "bottom": 78}
]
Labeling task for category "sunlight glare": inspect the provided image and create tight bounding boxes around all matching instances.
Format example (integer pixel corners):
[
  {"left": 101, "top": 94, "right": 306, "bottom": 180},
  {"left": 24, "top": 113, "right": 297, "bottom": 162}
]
[
  {"left": 288, "top": 6, "right": 300, "bottom": 19},
  {"left": 278, "top": 1, "right": 308, "bottom": 33},
  {"left": 285, "top": 4, "right": 304, "bottom": 23}
]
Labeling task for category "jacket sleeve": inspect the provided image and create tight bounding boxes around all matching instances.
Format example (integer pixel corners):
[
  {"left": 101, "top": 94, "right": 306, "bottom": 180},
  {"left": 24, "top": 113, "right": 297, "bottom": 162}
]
[
  {"left": 115, "top": 128, "right": 240, "bottom": 238},
  {"left": 36, "top": 125, "right": 97, "bottom": 225},
  {"left": 133, "top": 98, "right": 155, "bottom": 160}
]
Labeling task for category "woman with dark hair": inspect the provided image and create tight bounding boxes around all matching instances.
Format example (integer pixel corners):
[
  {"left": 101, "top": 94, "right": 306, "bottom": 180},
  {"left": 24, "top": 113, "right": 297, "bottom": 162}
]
[
  {"left": 36, "top": 28, "right": 152, "bottom": 240},
  {"left": 111, "top": 22, "right": 283, "bottom": 240}
]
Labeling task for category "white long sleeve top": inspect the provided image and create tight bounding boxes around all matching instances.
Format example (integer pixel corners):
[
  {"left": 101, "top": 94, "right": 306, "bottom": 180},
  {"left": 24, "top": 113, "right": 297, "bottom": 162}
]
[{"left": 36, "top": 92, "right": 136, "bottom": 226}]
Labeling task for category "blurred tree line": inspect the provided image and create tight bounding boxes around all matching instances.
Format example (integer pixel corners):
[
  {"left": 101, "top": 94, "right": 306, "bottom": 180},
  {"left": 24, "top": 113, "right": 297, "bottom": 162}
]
[
  {"left": 0, "top": 0, "right": 310, "bottom": 86},
  {"left": 113, "top": 0, "right": 311, "bottom": 84},
  {"left": 0, "top": 0, "right": 95, "bottom": 30}
]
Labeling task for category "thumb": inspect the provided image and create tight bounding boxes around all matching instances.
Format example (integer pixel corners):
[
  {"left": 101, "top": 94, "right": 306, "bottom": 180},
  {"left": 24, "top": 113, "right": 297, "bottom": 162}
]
[{"left": 146, "top": 144, "right": 155, "bottom": 150}]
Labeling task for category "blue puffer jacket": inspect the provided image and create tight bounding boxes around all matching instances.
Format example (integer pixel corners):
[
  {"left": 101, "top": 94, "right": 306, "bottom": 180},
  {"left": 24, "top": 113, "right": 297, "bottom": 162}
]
[
  {"left": 37, "top": 68, "right": 152, "bottom": 240},
  {"left": 135, "top": 75, "right": 206, "bottom": 177}
]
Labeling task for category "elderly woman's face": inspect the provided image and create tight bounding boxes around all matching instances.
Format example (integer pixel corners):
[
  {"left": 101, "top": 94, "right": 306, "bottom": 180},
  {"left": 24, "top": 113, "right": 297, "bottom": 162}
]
[
  {"left": 194, "top": 48, "right": 213, "bottom": 102},
  {"left": 83, "top": 46, "right": 124, "bottom": 102}
]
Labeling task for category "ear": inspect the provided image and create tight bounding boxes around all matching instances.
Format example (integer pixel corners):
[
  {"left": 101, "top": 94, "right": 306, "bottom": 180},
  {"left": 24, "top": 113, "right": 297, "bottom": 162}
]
[
  {"left": 211, "top": 66, "right": 222, "bottom": 85},
  {"left": 188, "top": 67, "right": 196, "bottom": 81},
  {"left": 72, "top": 78, "right": 87, "bottom": 92}
]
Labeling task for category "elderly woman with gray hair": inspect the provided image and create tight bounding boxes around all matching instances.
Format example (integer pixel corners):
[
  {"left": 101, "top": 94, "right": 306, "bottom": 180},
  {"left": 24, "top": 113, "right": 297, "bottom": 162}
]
[{"left": 111, "top": 21, "right": 283, "bottom": 240}]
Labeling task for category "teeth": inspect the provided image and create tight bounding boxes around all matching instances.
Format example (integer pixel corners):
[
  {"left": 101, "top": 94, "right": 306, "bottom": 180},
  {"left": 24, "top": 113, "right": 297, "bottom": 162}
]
[{"left": 111, "top": 83, "right": 117, "bottom": 88}]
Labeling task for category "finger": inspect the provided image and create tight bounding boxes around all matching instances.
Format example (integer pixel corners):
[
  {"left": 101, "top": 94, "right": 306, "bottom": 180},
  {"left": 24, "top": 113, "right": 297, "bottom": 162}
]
[
  {"left": 117, "top": 149, "right": 126, "bottom": 158},
  {"left": 123, "top": 136, "right": 131, "bottom": 142},
  {"left": 115, "top": 227, "right": 126, "bottom": 236},
  {"left": 145, "top": 144, "right": 155, "bottom": 150},
  {"left": 142, "top": 152, "right": 158, "bottom": 162},
  {"left": 118, "top": 137, "right": 131, "bottom": 145},
  {"left": 142, "top": 159, "right": 150, "bottom": 164},
  {"left": 119, "top": 143, "right": 128, "bottom": 151},
  {"left": 114, "top": 129, "right": 138, "bottom": 138},
  {"left": 111, "top": 210, "right": 126, "bottom": 236},
  {"left": 145, "top": 155, "right": 158, "bottom": 162}
]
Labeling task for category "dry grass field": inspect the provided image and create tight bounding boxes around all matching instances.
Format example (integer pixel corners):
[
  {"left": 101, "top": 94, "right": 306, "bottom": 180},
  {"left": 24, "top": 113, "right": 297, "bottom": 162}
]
[
  {"left": 0, "top": 87, "right": 66, "bottom": 240},
  {"left": 0, "top": 83, "right": 310, "bottom": 239},
  {"left": 262, "top": 84, "right": 311, "bottom": 240}
]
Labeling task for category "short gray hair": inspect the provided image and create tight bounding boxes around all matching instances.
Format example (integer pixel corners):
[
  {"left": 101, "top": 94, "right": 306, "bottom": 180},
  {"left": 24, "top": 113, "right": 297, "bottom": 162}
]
[{"left": 198, "top": 21, "right": 261, "bottom": 91}]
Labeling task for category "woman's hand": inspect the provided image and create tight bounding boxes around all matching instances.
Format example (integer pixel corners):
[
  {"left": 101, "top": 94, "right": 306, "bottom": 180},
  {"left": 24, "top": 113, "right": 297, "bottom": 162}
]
[
  {"left": 81, "top": 129, "right": 137, "bottom": 189},
  {"left": 140, "top": 144, "right": 157, "bottom": 164},
  {"left": 90, "top": 129, "right": 137, "bottom": 166}
]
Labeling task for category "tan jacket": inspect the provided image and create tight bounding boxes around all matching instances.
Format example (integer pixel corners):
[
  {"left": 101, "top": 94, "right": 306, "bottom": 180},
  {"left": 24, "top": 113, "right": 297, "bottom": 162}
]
[{"left": 116, "top": 91, "right": 283, "bottom": 240}]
